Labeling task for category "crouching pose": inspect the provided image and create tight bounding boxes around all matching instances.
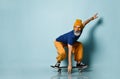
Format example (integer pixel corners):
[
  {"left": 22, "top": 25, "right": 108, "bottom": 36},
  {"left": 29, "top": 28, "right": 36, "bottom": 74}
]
[{"left": 54, "top": 13, "right": 98, "bottom": 73}]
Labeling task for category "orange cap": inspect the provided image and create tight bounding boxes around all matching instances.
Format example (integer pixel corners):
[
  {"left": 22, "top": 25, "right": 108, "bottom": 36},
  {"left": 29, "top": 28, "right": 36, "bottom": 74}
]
[{"left": 74, "top": 19, "right": 83, "bottom": 28}]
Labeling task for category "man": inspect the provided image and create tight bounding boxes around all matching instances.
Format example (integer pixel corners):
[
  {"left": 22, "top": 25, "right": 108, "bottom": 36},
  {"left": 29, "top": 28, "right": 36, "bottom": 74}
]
[{"left": 54, "top": 13, "right": 98, "bottom": 73}]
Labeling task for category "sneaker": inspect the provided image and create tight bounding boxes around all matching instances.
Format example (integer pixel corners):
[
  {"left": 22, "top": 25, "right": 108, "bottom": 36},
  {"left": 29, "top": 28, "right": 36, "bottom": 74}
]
[
  {"left": 76, "top": 62, "right": 87, "bottom": 68},
  {"left": 54, "top": 61, "right": 61, "bottom": 67}
]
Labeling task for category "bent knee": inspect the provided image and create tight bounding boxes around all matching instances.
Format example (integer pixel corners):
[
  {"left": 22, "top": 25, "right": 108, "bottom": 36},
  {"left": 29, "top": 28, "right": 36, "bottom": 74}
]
[{"left": 61, "top": 53, "right": 66, "bottom": 58}]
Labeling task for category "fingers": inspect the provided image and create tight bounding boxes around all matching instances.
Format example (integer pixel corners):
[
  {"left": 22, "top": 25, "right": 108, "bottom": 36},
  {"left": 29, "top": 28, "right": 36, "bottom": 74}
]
[
  {"left": 68, "top": 69, "right": 71, "bottom": 74},
  {"left": 93, "top": 13, "right": 98, "bottom": 19},
  {"left": 95, "top": 13, "right": 98, "bottom": 17},
  {"left": 68, "top": 66, "right": 72, "bottom": 74},
  {"left": 95, "top": 13, "right": 98, "bottom": 16}
]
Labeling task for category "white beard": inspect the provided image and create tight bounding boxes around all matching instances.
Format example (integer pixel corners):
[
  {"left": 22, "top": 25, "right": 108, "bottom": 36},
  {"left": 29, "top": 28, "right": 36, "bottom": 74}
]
[{"left": 74, "top": 31, "right": 80, "bottom": 36}]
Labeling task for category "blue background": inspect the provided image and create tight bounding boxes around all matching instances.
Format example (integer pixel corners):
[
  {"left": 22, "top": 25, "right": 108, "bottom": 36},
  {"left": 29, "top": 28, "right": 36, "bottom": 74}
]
[{"left": 0, "top": 0, "right": 120, "bottom": 79}]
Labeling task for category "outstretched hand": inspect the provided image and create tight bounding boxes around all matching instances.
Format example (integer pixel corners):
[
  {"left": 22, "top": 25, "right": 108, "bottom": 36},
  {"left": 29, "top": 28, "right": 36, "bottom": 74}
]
[
  {"left": 93, "top": 13, "right": 98, "bottom": 20},
  {"left": 68, "top": 65, "right": 72, "bottom": 74}
]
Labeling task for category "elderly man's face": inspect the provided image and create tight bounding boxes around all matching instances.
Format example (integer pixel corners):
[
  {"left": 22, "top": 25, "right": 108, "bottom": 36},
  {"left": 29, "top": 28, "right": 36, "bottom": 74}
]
[{"left": 74, "top": 26, "right": 81, "bottom": 32}]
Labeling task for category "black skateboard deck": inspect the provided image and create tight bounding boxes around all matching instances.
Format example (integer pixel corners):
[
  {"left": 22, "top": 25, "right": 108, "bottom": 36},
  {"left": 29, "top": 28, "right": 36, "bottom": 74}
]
[{"left": 51, "top": 65, "right": 88, "bottom": 73}]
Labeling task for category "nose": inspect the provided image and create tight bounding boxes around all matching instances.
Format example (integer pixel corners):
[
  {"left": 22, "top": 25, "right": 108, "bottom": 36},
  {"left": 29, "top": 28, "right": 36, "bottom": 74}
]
[{"left": 77, "top": 27, "right": 81, "bottom": 31}]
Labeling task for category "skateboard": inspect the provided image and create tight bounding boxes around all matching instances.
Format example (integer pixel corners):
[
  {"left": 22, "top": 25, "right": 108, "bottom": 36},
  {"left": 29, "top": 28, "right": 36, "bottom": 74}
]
[{"left": 51, "top": 65, "right": 88, "bottom": 73}]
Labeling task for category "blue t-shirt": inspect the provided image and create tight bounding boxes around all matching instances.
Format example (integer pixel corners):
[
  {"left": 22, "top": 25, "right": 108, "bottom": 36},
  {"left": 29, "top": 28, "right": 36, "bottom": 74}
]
[{"left": 56, "top": 30, "right": 82, "bottom": 45}]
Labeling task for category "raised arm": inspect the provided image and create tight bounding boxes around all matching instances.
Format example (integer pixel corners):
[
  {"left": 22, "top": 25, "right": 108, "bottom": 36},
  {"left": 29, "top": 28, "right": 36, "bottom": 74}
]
[{"left": 82, "top": 13, "right": 98, "bottom": 27}]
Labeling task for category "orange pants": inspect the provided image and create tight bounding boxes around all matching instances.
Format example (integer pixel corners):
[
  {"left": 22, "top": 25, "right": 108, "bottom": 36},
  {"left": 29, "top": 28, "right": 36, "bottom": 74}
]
[{"left": 54, "top": 41, "right": 83, "bottom": 62}]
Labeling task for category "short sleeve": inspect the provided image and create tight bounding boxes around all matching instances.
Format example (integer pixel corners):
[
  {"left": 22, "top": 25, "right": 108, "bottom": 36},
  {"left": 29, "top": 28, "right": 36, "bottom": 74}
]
[{"left": 67, "top": 37, "right": 74, "bottom": 45}]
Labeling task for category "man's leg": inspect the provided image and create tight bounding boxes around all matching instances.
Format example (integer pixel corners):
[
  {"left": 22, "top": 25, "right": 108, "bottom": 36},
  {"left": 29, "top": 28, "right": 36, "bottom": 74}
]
[
  {"left": 72, "top": 42, "right": 83, "bottom": 62},
  {"left": 54, "top": 41, "right": 66, "bottom": 67},
  {"left": 72, "top": 42, "right": 87, "bottom": 67}
]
